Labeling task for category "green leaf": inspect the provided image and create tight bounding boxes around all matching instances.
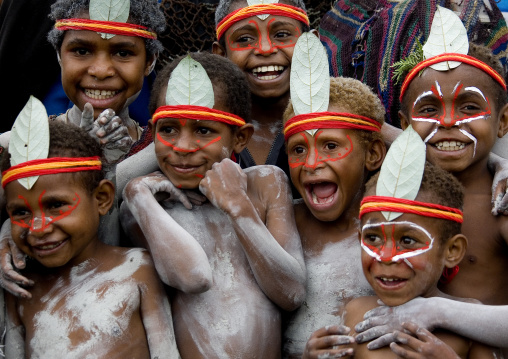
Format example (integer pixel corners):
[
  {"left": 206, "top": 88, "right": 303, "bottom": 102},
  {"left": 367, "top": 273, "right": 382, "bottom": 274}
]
[
  {"left": 247, "top": 0, "right": 278, "bottom": 20},
  {"left": 9, "top": 96, "right": 50, "bottom": 190},
  {"left": 422, "top": 5, "right": 468, "bottom": 71},
  {"left": 290, "top": 32, "right": 330, "bottom": 116},
  {"left": 165, "top": 55, "right": 215, "bottom": 108},
  {"left": 376, "top": 126, "right": 426, "bottom": 221},
  {"left": 89, "top": 0, "right": 130, "bottom": 39}
]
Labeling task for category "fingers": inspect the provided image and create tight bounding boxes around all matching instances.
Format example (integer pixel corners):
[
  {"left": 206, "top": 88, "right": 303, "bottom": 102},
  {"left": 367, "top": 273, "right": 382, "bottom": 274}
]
[
  {"left": 389, "top": 342, "right": 420, "bottom": 358},
  {"left": 0, "top": 253, "right": 33, "bottom": 299},
  {"left": 492, "top": 179, "right": 508, "bottom": 215},
  {"left": 304, "top": 326, "right": 355, "bottom": 359},
  {"left": 10, "top": 237, "right": 26, "bottom": 269},
  {"left": 364, "top": 332, "right": 397, "bottom": 349},
  {"left": 79, "top": 103, "right": 95, "bottom": 131}
]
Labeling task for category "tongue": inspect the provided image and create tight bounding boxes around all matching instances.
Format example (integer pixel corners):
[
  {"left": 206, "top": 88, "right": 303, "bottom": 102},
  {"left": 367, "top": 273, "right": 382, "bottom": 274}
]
[{"left": 312, "top": 183, "right": 337, "bottom": 199}]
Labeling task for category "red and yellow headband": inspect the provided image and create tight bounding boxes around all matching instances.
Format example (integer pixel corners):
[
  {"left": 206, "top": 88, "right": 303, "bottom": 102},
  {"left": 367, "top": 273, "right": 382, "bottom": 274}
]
[
  {"left": 216, "top": 4, "right": 309, "bottom": 39},
  {"left": 359, "top": 196, "right": 463, "bottom": 223},
  {"left": 152, "top": 105, "right": 246, "bottom": 127},
  {"left": 54, "top": 18, "right": 157, "bottom": 39},
  {"left": 400, "top": 53, "right": 507, "bottom": 101},
  {"left": 283, "top": 112, "right": 381, "bottom": 141},
  {"left": 2, "top": 157, "right": 102, "bottom": 188}
]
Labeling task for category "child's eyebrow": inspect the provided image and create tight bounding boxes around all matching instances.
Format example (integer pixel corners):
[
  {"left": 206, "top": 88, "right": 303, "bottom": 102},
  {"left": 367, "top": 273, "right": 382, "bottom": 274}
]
[
  {"left": 64, "top": 38, "right": 93, "bottom": 47},
  {"left": 413, "top": 91, "right": 435, "bottom": 106},
  {"left": 463, "top": 86, "right": 488, "bottom": 102}
]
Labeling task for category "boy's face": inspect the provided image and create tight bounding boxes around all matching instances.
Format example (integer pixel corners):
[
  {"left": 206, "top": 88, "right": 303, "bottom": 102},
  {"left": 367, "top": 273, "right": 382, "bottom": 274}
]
[
  {"left": 150, "top": 90, "right": 248, "bottom": 189},
  {"left": 59, "top": 21, "right": 152, "bottom": 119},
  {"left": 359, "top": 210, "right": 445, "bottom": 306},
  {"left": 286, "top": 113, "right": 369, "bottom": 222},
  {"left": 5, "top": 174, "right": 104, "bottom": 268},
  {"left": 214, "top": 0, "right": 303, "bottom": 99},
  {"left": 401, "top": 64, "right": 507, "bottom": 173}
]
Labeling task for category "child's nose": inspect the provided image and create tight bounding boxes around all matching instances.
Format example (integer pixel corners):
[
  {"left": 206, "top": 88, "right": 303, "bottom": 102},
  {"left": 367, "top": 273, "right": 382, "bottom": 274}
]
[
  {"left": 28, "top": 216, "right": 52, "bottom": 236},
  {"left": 173, "top": 133, "right": 198, "bottom": 154},
  {"left": 378, "top": 239, "right": 398, "bottom": 263},
  {"left": 256, "top": 37, "right": 277, "bottom": 55},
  {"left": 303, "top": 150, "right": 324, "bottom": 172},
  {"left": 439, "top": 110, "right": 457, "bottom": 128},
  {"left": 88, "top": 54, "right": 115, "bottom": 80}
]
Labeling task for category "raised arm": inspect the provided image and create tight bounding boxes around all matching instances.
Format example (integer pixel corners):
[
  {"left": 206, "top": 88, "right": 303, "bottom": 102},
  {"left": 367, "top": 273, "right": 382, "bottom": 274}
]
[
  {"left": 137, "top": 251, "right": 181, "bottom": 359},
  {"left": 121, "top": 172, "right": 212, "bottom": 293},
  {"left": 199, "top": 160, "right": 306, "bottom": 311}
]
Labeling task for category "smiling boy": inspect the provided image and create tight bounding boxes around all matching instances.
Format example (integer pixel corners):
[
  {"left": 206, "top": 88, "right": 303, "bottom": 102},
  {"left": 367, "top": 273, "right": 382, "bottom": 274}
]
[
  {"left": 3, "top": 118, "right": 179, "bottom": 358},
  {"left": 398, "top": 44, "right": 508, "bottom": 305},
  {"left": 121, "top": 52, "right": 306, "bottom": 358}
]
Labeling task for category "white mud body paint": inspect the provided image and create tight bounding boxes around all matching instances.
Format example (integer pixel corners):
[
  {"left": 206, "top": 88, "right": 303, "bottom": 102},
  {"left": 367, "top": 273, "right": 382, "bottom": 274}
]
[
  {"left": 282, "top": 235, "right": 373, "bottom": 357},
  {"left": 25, "top": 249, "right": 149, "bottom": 358},
  {"left": 168, "top": 202, "right": 281, "bottom": 358}
]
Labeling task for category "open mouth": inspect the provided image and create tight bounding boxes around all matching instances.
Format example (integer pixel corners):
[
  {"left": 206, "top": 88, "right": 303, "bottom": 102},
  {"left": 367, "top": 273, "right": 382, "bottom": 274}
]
[
  {"left": 376, "top": 276, "right": 407, "bottom": 288},
  {"left": 251, "top": 65, "right": 286, "bottom": 80},
  {"left": 84, "top": 89, "right": 119, "bottom": 100},
  {"left": 433, "top": 140, "right": 466, "bottom": 151},
  {"left": 306, "top": 182, "right": 337, "bottom": 205},
  {"left": 32, "top": 239, "right": 67, "bottom": 257}
]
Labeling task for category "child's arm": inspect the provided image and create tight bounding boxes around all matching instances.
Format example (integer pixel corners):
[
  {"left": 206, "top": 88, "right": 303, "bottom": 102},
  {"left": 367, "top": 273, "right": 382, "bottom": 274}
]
[
  {"left": 137, "top": 251, "right": 181, "bottom": 358},
  {"left": 302, "top": 326, "right": 355, "bottom": 359},
  {"left": 121, "top": 172, "right": 212, "bottom": 293},
  {"left": 199, "top": 160, "right": 306, "bottom": 311},
  {"left": 355, "top": 297, "right": 508, "bottom": 348},
  {"left": 5, "top": 291, "right": 25, "bottom": 358},
  {"left": 488, "top": 152, "right": 508, "bottom": 215}
]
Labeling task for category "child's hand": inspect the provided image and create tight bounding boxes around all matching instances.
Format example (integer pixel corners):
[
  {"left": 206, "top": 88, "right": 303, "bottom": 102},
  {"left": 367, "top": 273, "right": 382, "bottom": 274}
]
[
  {"left": 355, "top": 297, "right": 436, "bottom": 349},
  {"left": 303, "top": 325, "right": 355, "bottom": 359},
  {"left": 0, "top": 220, "right": 34, "bottom": 299},
  {"left": 488, "top": 152, "right": 508, "bottom": 215},
  {"left": 124, "top": 171, "right": 205, "bottom": 210},
  {"left": 389, "top": 322, "right": 460, "bottom": 359}
]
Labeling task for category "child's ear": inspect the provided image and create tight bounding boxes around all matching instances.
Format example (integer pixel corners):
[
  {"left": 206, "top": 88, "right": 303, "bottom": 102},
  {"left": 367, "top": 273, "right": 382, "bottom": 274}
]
[
  {"left": 443, "top": 234, "right": 467, "bottom": 268},
  {"left": 497, "top": 103, "right": 508, "bottom": 138},
  {"left": 233, "top": 124, "right": 254, "bottom": 153},
  {"left": 365, "top": 138, "right": 386, "bottom": 172},
  {"left": 144, "top": 54, "right": 157, "bottom": 76},
  {"left": 399, "top": 110, "right": 409, "bottom": 130},
  {"left": 94, "top": 179, "right": 115, "bottom": 215},
  {"left": 212, "top": 41, "right": 227, "bottom": 58}
]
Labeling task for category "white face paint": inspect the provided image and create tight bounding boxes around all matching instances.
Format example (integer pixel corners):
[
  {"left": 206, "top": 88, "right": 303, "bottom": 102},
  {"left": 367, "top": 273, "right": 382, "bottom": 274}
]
[{"left": 360, "top": 221, "right": 435, "bottom": 263}]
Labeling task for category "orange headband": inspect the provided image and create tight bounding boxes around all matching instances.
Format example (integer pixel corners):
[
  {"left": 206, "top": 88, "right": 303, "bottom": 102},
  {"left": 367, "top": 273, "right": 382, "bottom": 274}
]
[
  {"left": 216, "top": 4, "right": 309, "bottom": 39},
  {"left": 152, "top": 105, "right": 246, "bottom": 127},
  {"left": 2, "top": 157, "right": 102, "bottom": 188},
  {"left": 359, "top": 196, "right": 463, "bottom": 223},
  {"left": 283, "top": 112, "right": 381, "bottom": 141},
  {"left": 400, "top": 53, "right": 507, "bottom": 101},
  {"left": 55, "top": 18, "right": 157, "bottom": 39}
]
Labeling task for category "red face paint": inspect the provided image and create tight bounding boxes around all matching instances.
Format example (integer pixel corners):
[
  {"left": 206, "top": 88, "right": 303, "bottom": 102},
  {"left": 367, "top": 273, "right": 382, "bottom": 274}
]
[{"left": 11, "top": 191, "right": 80, "bottom": 233}]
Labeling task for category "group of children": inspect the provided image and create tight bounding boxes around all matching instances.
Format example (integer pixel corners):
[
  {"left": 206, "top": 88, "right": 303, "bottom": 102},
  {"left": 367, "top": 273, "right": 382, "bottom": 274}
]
[{"left": 0, "top": 0, "right": 508, "bottom": 357}]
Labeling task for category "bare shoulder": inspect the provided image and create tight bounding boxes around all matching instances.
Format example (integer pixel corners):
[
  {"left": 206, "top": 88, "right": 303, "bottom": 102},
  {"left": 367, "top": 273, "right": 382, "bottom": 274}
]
[
  {"left": 98, "top": 246, "right": 157, "bottom": 279},
  {"left": 244, "top": 165, "right": 289, "bottom": 189}
]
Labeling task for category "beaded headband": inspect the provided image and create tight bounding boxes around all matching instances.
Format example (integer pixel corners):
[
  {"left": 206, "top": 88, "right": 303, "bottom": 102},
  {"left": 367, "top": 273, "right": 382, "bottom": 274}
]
[
  {"left": 359, "top": 196, "right": 464, "bottom": 224},
  {"left": 399, "top": 53, "right": 506, "bottom": 101},
  {"left": 216, "top": 4, "right": 309, "bottom": 39},
  {"left": 54, "top": 18, "right": 157, "bottom": 39},
  {"left": 152, "top": 105, "right": 246, "bottom": 127},
  {"left": 283, "top": 112, "right": 381, "bottom": 141},
  {"left": 2, "top": 157, "right": 102, "bottom": 188}
]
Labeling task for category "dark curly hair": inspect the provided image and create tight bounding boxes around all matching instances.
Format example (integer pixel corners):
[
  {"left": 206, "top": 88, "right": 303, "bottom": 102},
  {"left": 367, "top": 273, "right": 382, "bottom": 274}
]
[
  {"left": 149, "top": 51, "right": 252, "bottom": 123},
  {"left": 47, "top": 0, "right": 166, "bottom": 57},
  {"left": 2, "top": 121, "right": 104, "bottom": 195},
  {"left": 365, "top": 161, "right": 464, "bottom": 241}
]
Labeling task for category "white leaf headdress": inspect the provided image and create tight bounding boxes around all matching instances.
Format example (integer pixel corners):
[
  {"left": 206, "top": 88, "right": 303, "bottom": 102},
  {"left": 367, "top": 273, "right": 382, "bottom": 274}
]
[
  {"left": 89, "top": 0, "right": 130, "bottom": 39},
  {"left": 247, "top": 0, "right": 279, "bottom": 20},
  {"left": 165, "top": 55, "right": 215, "bottom": 107},
  {"left": 8, "top": 96, "right": 50, "bottom": 190},
  {"left": 422, "top": 5, "right": 469, "bottom": 71},
  {"left": 376, "top": 125, "right": 426, "bottom": 220}
]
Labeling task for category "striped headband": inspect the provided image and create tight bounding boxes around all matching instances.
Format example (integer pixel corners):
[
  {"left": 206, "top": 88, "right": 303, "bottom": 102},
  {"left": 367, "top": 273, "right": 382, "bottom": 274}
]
[
  {"left": 152, "top": 105, "right": 246, "bottom": 127},
  {"left": 54, "top": 18, "right": 157, "bottom": 39},
  {"left": 2, "top": 157, "right": 102, "bottom": 188},
  {"left": 216, "top": 4, "right": 309, "bottom": 39},
  {"left": 283, "top": 112, "right": 381, "bottom": 141},
  {"left": 400, "top": 53, "right": 507, "bottom": 101},
  {"left": 359, "top": 196, "right": 463, "bottom": 224}
]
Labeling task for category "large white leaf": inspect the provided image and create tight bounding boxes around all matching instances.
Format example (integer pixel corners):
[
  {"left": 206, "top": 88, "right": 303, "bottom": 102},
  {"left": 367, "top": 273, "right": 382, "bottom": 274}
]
[
  {"left": 290, "top": 32, "right": 330, "bottom": 116},
  {"left": 9, "top": 96, "right": 50, "bottom": 190},
  {"left": 165, "top": 55, "right": 215, "bottom": 108},
  {"left": 247, "top": 0, "right": 278, "bottom": 20},
  {"left": 89, "top": 0, "right": 130, "bottom": 39},
  {"left": 423, "top": 5, "right": 468, "bottom": 71},
  {"left": 376, "top": 125, "right": 426, "bottom": 221}
]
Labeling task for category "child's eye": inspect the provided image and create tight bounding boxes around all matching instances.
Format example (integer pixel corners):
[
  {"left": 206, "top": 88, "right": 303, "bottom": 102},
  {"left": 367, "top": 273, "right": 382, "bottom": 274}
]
[
  {"left": 292, "top": 146, "right": 306, "bottom": 155},
  {"left": 460, "top": 104, "right": 481, "bottom": 112},
  {"left": 235, "top": 34, "right": 255, "bottom": 43},
  {"left": 10, "top": 208, "right": 31, "bottom": 218},
  {"left": 400, "top": 236, "right": 419, "bottom": 248},
  {"left": 418, "top": 106, "right": 438, "bottom": 116},
  {"left": 325, "top": 143, "right": 338, "bottom": 151},
  {"left": 274, "top": 30, "right": 291, "bottom": 39},
  {"left": 115, "top": 50, "right": 134, "bottom": 58},
  {"left": 197, "top": 127, "right": 212, "bottom": 135},
  {"left": 47, "top": 201, "right": 66, "bottom": 211},
  {"left": 159, "top": 126, "right": 175, "bottom": 134},
  {"left": 74, "top": 48, "right": 90, "bottom": 56},
  {"left": 363, "top": 234, "right": 382, "bottom": 245}
]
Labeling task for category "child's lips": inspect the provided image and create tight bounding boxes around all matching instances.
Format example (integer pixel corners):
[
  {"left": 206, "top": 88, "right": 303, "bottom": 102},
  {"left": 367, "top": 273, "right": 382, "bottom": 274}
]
[
  {"left": 250, "top": 65, "right": 287, "bottom": 81},
  {"left": 31, "top": 239, "right": 67, "bottom": 257},
  {"left": 84, "top": 88, "right": 120, "bottom": 100},
  {"left": 375, "top": 276, "right": 408, "bottom": 290},
  {"left": 431, "top": 140, "right": 469, "bottom": 152}
]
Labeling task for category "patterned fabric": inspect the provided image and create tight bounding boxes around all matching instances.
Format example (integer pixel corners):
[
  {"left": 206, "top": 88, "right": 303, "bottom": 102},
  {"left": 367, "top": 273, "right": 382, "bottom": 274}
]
[{"left": 319, "top": 0, "right": 508, "bottom": 126}]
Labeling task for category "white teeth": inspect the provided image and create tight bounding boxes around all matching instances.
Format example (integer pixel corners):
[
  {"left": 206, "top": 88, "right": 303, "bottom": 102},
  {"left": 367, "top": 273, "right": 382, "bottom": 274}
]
[
  {"left": 84, "top": 89, "right": 118, "bottom": 100},
  {"left": 37, "top": 241, "right": 63, "bottom": 250},
  {"left": 381, "top": 277, "right": 397, "bottom": 282},
  {"left": 435, "top": 140, "right": 465, "bottom": 151},
  {"left": 252, "top": 65, "right": 285, "bottom": 73}
]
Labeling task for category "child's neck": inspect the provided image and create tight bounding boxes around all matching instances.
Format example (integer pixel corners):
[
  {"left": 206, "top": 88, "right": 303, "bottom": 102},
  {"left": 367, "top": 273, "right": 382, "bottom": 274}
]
[{"left": 450, "top": 155, "right": 492, "bottom": 190}]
